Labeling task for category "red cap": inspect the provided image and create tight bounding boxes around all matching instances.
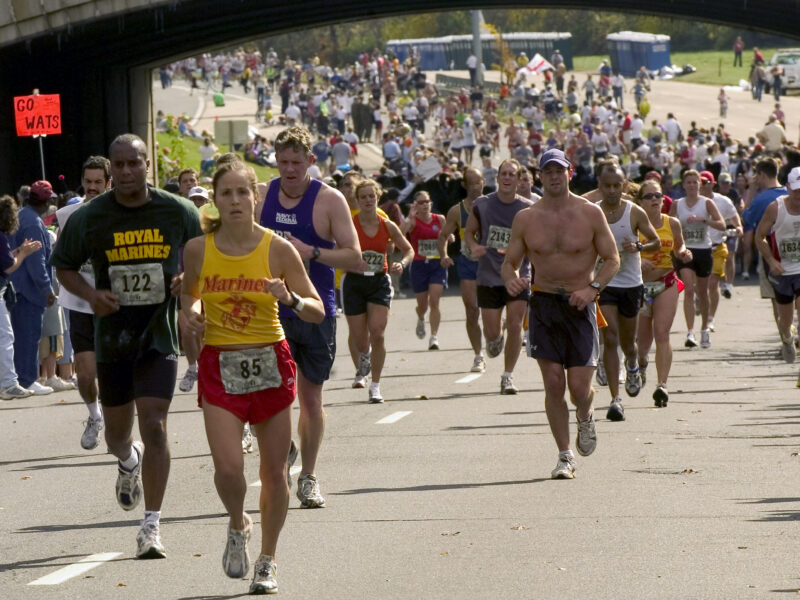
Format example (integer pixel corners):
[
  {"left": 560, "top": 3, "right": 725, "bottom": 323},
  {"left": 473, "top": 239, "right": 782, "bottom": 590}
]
[
  {"left": 29, "top": 180, "right": 56, "bottom": 203},
  {"left": 643, "top": 171, "right": 662, "bottom": 182},
  {"left": 699, "top": 170, "right": 716, "bottom": 184}
]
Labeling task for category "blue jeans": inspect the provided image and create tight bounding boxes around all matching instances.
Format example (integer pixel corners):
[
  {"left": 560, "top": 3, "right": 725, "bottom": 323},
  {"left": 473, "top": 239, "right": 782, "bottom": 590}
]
[{"left": 10, "top": 296, "right": 44, "bottom": 388}]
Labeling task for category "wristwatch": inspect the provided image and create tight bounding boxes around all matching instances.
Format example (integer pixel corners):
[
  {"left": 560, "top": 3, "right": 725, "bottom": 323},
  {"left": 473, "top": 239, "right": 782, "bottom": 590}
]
[
  {"left": 636, "top": 241, "right": 644, "bottom": 251},
  {"left": 589, "top": 281, "right": 601, "bottom": 295},
  {"left": 311, "top": 246, "right": 321, "bottom": 261},
  {"left": 289, "top": 291, "right": 305, "bottom": 312}
]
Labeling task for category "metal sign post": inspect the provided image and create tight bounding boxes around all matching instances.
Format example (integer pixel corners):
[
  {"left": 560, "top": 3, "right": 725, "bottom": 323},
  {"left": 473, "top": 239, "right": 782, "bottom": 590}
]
[{"left": 33, "top": 134, "right": 46, "bottom": 179}]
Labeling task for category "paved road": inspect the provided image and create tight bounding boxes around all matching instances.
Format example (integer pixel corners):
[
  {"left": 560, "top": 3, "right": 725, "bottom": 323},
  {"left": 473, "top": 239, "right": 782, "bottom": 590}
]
[{"left": 3, "top": 282, "right": 800, "bottom": 599}]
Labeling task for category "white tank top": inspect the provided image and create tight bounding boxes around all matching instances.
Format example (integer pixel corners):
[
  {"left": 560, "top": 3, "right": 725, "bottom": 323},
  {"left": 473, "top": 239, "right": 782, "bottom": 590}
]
[
  {"left": 676, "top": 197, "right": 712, "bottom": 249},
  {"left": 773, "top": 196, "right": 800, "bottom": 276},
  {"left": 607, "top": 202, "right": 643, "bottom": 288}
]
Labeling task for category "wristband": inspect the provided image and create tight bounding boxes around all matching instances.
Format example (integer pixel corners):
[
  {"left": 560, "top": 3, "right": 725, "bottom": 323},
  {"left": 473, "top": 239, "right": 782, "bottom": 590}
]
[{"left": 289, "top": 291, "right": 305, "bottom": 312}]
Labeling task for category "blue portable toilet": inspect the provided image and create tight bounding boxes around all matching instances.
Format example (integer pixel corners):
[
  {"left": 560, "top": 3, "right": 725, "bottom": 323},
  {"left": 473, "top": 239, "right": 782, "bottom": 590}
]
[{"left": 606, "top": 32, "right": 671, "bottom": 77}]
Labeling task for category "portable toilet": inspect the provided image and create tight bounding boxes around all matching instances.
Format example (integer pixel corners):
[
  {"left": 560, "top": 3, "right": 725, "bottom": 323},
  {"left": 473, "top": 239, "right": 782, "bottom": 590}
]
[{"left": 606, "top": 32, "right": 671, "bottom": 77}]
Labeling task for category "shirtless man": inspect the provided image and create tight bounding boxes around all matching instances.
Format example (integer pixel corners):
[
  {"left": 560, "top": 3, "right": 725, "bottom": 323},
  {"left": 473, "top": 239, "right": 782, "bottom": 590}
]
[
  {"left": 256, "top": 127, "right": 362, "bottom": 508},
  {"left": 439, "top": 167, "right": 484, "bottom": 372},
  {"left": 502, "top": 149, "right": 619, "bottom": 479}
]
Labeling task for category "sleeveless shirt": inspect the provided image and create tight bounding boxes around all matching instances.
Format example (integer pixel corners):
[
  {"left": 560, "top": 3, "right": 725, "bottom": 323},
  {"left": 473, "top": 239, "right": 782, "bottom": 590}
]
[
  {"left": 260, "top": 178, "right": 336, "bottom": 318},
  {"left": 640, "top": 214, "right": 674, "bottom": 271},
  {"left": 607, "top": 201, "right": 643, "bottom": 287},
  {"left": 410, "top": 214, "right": 443, "bottom": 261},
  {"left": 353, "top": 214, "right": 390, "bottom": 274},
  {"left": 200, "top": 231, "right": 284, "bottom": 346},
  {"left": 676, "top": 197, "right": 711, "bottom": 249},
  {"left": 459, "top": 201, "right": 478, "bottom": 261},
  {"left": 773, "top": 196, "right": 800, "bottom": 276}
]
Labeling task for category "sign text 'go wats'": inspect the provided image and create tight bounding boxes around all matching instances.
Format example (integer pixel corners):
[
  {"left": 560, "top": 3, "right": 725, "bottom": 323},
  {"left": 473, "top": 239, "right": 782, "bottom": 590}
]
[{"left": 14, "top": 94, "right": 61, "bottom": 136}]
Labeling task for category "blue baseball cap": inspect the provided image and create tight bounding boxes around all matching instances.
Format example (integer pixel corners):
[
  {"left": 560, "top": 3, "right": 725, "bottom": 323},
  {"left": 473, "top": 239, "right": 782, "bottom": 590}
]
[{"left": 539, "top": 149, "right": 571, "bottom": 169}]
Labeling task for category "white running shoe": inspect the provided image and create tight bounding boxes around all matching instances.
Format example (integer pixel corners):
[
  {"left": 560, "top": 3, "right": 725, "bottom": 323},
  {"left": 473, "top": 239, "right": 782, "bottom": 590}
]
[
  {"left": 368, "top": 384, "right": 384, "bottom": 404},
  {"left": 486, "top": 335, "right": 504, "bottom": 358},
  {"left": 595, "top": 361, "right": 608, "bottom": 386},
  {"left": 179, "top": 366, "right": 198, "bottom": 392},
  {"left": 296, "top": 474, "right": 325, "bottom": 508},
  {"left": 700, "top": 329, "right": 711, "bottom": 349},
  {"left": 116, "top": 441, "right": 144, "bottom": 511},
  {"left": 685, "top": 332, "right": 698, "bottom": 348},
  {"left": 551, "top": 454, "right": 576, "bottom": 479},
  {"left": 0, "top": 384, "right": 33, "bottom": 400},
  {"left": 471, "top": 355, "right": 486, "bottom": 373},
  {"left": 44, "top": 376, "right": 75, "bottom": 392},
  {"left": 136, "top": 520, "right": 166, "bottom": 559},
  {"left": 242, "top": 424, "right": 254, "bottom": 454},
  {"left": 222, "top": 513, "right": 252, "bottom": 579},
  {"left": 500, "top": 373, "right": 518, "bottom": 395},
  {"left": 81, "top": 416, "right": 104, "bottom": 450},
  {"left": 286, "top": 440, "right": 298, "bottom": 489},
  {"left": 352, "top": 375, "right": 367, "bottom": 389},
  {"left": 781, "top": 338, "right": 797, "bottom": 364},
  {"left": 27, "top": 381, "right": 53, "bottom": 395},
  {"left": 708, "top": 317, "right": 715, "bottom": 332},
  {"left": 250, "top": 555, "right": 278, "bottom": 594},
  {"left": 428, "top": 335, "right": 439, "bottom": 350}
]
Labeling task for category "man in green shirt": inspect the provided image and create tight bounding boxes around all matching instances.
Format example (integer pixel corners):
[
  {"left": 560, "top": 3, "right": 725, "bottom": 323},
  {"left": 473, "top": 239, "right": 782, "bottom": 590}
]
[{"left": 52, "top": 134, "right": 202, "bottom": 559}]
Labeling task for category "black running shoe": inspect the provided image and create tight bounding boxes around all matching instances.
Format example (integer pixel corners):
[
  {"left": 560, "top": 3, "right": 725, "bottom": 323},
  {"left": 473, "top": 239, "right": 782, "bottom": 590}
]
[
  {"left": 606, "top": 398, "right": 625, "bottom": 421},
  {"left": 653, "top": 386, "right": 669, "bottom": 408}
]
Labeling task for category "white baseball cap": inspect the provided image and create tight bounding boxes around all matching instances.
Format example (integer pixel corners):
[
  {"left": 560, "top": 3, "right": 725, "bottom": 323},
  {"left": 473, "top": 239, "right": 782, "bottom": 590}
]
[{"left": 788, "top": 167, "right": 800, "bottom": 191}]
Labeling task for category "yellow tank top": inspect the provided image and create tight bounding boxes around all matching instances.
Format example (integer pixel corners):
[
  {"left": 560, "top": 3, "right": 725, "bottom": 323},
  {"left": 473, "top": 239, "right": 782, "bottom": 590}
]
[
  {"left": 200, "top": 230, "right": 285, "bottom": 346},
  {"left": 640, "top": 214, "right": 674, "bottom": 270}
]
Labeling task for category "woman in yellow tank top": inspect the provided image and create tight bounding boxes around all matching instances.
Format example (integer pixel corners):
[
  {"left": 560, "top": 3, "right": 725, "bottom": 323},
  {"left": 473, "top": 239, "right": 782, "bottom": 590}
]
[
  {"left": 635, "top": 179, "right": 692, "bottom": 409},
  {"left": 181, "top": 160, "right": 323, "bottom": 594}
]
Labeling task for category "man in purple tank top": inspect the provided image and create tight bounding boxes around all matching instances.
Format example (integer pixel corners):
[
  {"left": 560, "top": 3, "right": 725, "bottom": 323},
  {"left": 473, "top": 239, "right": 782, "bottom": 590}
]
[{"left": 256, "top": 127, "right": 361, "bottom": 508}]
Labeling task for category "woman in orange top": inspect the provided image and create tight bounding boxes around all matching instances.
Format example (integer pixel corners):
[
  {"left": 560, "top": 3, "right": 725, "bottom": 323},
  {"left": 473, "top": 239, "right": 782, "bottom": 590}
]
[
  {"left": 636, "top": 179, "right": 691, "bottom": 409},
  {"left": 344, "top": 180, "right": 413, "bottom": 403},
  {"left": 181, "top": 160, "right": 323, "bottom": 594}
]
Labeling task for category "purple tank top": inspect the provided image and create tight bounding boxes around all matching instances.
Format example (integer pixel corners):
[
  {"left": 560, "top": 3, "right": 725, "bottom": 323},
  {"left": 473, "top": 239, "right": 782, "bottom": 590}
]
[{"left": 260, "top": 178, "right": 336, "bottom": 317}]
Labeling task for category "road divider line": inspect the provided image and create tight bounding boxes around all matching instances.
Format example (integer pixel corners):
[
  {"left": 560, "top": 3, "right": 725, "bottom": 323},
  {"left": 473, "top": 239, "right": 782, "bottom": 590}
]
[
  {"left": 28, "top": 552, "right": 121, "bottom": 585},
  {"left": 250, "top": 465, "right": 301, "bottom": 487},
  {"left": 376, "top": 411, "right": 412, "bottom": 424},
  {"left": 455, "top": 373, "right": 482, "bottom": 384}
]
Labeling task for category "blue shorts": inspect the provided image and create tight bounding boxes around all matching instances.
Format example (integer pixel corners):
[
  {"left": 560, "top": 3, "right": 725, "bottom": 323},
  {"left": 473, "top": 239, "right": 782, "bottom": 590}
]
[
  {"left": 281, "top": 316, "right": 337, "bottom": 385},
  {"left": 410, "top": 260, "right": 448, "bottom": 293},
  {"left": 456, "top": 255, "right": 479, "bottom": 281}
]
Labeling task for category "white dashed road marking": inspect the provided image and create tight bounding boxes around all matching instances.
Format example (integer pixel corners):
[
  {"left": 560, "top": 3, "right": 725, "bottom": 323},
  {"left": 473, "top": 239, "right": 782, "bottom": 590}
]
[
  {"left": 455, "top": 373, "right": 482, "bottom": 384},
  {"left": 28, "top": 552, "right": 122, "bottom": 585},
  {"left": 376, "top": 411, "right": 412, "bottom": 424}
]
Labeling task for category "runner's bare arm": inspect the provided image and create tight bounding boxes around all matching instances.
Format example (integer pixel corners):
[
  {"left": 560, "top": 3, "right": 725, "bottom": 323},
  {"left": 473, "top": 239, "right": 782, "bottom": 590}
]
[
  {"left": 386, "top": 220, "right": 414, "bottom": 271},
  {"left": 438, "top": 204, "right": 460, "bottom": 265},
  {"left": 631, "top": 204, "right": 661, "bottom": 253},
  {"left": 464, "top": 207, "right": 486, "bottom": 258},
  {"left": 668, "top": 217, "right": 692, "bottom": 262},
  {"left": 704, "top": 199, "right": 727, "bottom": 231},
  {"left": 592, "top": 206, "right": 621, "bottom": 288},
  {"left": 501, "top": 211, "right": 530, "bottom": 296},
  {"left": 180, "top": 236, "right": 206, "bottom": 336},
  {"left": 755, "top": 202, "right": 783, "bottom": 275},
  {"left": 56, "top": 268, "right": 119, "bottom": 317},
  {"left": 270, "top": 235, "right": 324, "bottom": 323}
]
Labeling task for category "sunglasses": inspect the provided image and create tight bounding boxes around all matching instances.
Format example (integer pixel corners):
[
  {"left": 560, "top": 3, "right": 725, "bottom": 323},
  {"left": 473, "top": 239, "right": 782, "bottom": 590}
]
[{"left": 641, "top": 193, "right": 664, "bottom": 200}]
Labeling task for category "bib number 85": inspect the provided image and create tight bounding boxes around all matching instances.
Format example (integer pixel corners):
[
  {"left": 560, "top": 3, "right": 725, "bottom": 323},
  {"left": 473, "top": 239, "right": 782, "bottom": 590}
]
[{"left": 239, "top": 357, "right": 262, "bottom": 379}]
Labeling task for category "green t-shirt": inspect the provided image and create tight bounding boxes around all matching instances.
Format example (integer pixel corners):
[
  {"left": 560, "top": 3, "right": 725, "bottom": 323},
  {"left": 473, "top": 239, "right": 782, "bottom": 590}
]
[{"left": 51, "top": 188, "right": 202, "bottom": 362}]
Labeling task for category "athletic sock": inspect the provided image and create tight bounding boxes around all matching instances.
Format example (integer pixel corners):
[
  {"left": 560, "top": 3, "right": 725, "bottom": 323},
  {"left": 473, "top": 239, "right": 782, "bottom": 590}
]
[
  {"left": 143, "top": 510, "right": 161, "bottom": 526},
  {"left": 87, "top": 401, "right": 102, "bottom": 420},
  {"left": 559, "top": 449, "right": 574, "bottom": 461},
  {"left": 369, "top": 382, "right": 380, "bottom": 393},
  {"left": 476, "top": 351, "right": 484, "bottom": 359},
  {"left": 187, "top": 363, "right": 197, "bottom": 373},
  {"left": 119, "top": 445, "right": 139, "bottom": 471},
  {"left": 502, "top": 371, "right": 512, "bottom": 378}
]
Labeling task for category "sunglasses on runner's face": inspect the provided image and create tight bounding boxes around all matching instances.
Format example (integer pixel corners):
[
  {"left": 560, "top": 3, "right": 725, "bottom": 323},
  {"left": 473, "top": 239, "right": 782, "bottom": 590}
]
[{"left": 642, "top": 193, "right": 663, "bottom": 200}]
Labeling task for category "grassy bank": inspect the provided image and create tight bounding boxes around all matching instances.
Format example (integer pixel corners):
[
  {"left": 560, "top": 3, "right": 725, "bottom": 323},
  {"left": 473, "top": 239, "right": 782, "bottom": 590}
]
[{"left": 573, "top": 47, "right": 790, "bottom": 87}]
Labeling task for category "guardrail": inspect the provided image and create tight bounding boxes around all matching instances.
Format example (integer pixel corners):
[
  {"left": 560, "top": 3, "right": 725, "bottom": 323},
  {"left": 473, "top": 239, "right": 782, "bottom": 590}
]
[{"left": 435, "top": 74, "right": 502, "bottom": 94}]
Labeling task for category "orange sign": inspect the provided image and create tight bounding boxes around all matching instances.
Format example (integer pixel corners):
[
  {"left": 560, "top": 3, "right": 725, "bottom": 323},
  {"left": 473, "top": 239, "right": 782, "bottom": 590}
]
[{"left": 14, "top": 94, "right": 61, "bottom": 136}]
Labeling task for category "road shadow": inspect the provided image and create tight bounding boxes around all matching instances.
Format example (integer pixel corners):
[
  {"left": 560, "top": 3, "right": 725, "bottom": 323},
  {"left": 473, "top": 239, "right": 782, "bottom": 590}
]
[
  {"left": 331, "top": 478, "right": 548, "bottom": 495},
  {"left": 445, "top": 422, "right": 549, "bottom": 431},
  {"left": 15, "top": 511, "right": 227, "bottom": 534}
]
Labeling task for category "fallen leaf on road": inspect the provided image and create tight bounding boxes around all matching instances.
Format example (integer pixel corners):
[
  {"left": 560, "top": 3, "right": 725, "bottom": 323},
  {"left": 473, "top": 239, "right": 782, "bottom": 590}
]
[
  {"left": 510, "top": 524, "right": 529, "bottom": 530},
  {"left": 440, "top": 551, "right": 449, "bottom": 556},
  {"left": 681, "top": 468, "right": 696, "bottom": 474},
  {"left": 84, "top": 576, "right": 94, "bottom": 579},
  {"left": 676, "top": 419, "right": 686, "bottom": 422},
  {"left": 557, "top": 567, "right": 566, "bottom": 571},
  {"left": 643, "top": 442, "right": 653, "bottom": 445},
  {"left": 21, "top": 476, "right": 31, "bottom": 480},
  {"left": 118, "top": 583, "right": 126, "bottom": 587},
  {"left": 791, "top": 452, "right": 798, "bottom": 457},
  {"left": 441, "top": 531, "right": 460, "bottom": 536},
  {"left": 418, "top": 395, "right": 428, "bottom": 399},
  {"left": 59, "top": 399, "right": 65, "bottom": 403},
  {"left": 692, "top": 410, "right": 702, "bottom": 414},
  {"left": 193, "top": 553, "right": 202, "bottom": 557},
  {"left": 738, "top": 546, "right": 748, "bottom": 549}
]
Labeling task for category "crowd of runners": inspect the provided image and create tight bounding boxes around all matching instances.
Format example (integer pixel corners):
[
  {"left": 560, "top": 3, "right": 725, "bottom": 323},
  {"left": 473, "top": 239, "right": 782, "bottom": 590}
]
[{"left": 5, "top": 44, "right": 800, "bottom": 595}]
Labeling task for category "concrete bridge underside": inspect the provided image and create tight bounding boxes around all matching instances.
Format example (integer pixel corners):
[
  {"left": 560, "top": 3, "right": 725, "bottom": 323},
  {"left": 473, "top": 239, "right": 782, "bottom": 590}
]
[{"left": 1, "top": 0, "right": 799, "bottom": 189}]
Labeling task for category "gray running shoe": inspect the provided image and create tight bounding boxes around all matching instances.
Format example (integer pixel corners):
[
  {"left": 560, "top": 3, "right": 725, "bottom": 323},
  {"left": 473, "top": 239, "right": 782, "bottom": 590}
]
[
  {"left": 0, "top": 384, "right": 33, "bottom": 400},
  {"left": 470, "top": 355, "right": 486, "bottom": 373},
  {"left": 179, "top": 366, "right": 198, "bottom": 392},
  {"left": 250, "top": 555, "right": 278, "bottom": 594},
  {"left": 606, "top": 398, "right": 625, "bottom": 422},
  {"left": 222, "top": 513, "right": 252, "bottom": 579},
  {"left": 639, "top": 363, "right": 648, "bottom": 387},
  {"left": 500, "top": 373, "right": 518, "bottom": 395},
  {"left": 575, "top": 411, "right": 597, "bottom": 457},
  {"left": 595, "top": 360, "right": 608, "bottom": 386},
  {"left": 486, "top": 335, "right": 504, "bottom": 358},
  {"left": 296, "top": 474, "right": 326, "bottom": 508},
  {"left": 624, "top": 367, "right": 641, "bottom": 397},
  {"left": 782, "top": 339, "right": 796, "bottom": 364},
  {"left": 415, "top": 319, "right": 425, "bottom": 339},
  {"left": 357, "top": 352, "right": 371, "bottom": 377},
  {"left": 551, "top": 454, "right": 576, "bottom": 479},
  {"left": 242, "top": 423, "right": 254, "bottom": 454},
  {"left": 700, "top": 329, "right": 711, "bottom": 349},
  {"left": 136, "top": 520, "right": 166, "bottom": 559},
  {"left": 81, "top": 416, "right": 104, "bottom": 450},
  {"left": 286, "top": 440, "right": 298, "bottom": 489},
  {"left": 116, "top": 441, "right": 144, "bottom": 511}
]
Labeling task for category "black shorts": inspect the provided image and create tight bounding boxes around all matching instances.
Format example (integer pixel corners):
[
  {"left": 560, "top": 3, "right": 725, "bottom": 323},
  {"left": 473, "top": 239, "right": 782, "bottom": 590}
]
[
  {"left": 342, "top": 273, "right": 393, "bottom": 315},
  {"left": 477, "top": 285, "right": 530, "bottom": 309},
  {"left": 771, "top": 273, "right": 800, "bottom": 305},
  {"left": 281, "top": 316, "right": 337, "bottom": 385},
  {"left": 598, "top": 285, "right": 644, "bottom": 319},
  {"left": 68, "top": 309, "right": 95, "bottom": 355},
  {"left": 677, "top": 247, "right": 713, "bottom": 278},
  {"left": 97, "top": 352, "right": 179, "bottom": 407},
  {"left": 528, "top": 292, "right": 599, "bottom": 369}
]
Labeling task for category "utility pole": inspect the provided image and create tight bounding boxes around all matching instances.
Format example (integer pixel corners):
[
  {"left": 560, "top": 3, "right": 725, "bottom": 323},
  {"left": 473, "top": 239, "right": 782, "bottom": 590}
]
[{"left": 471, "top": 10, "right": 484, "bottom": 86}]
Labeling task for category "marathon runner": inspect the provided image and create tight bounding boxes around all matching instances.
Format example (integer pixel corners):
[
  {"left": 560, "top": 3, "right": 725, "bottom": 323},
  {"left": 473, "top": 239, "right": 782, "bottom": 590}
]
[
  {"left": 502, "top": 149, "right": 619, "bottom": 479},
  {"left": 344, "top": 180, "right": 413, "bottom": 401},
  {"left": 439, "top": 167, "right": 485, "bottom": 373},
  {"left": 635, "top": 179, "right": 692, "bottom": 407},
  {"left": 465, "top": 159, "right": 534, "bottom": 394},
  {"left": 669, "top": 170, "right": 725, "bottom": 349},
  {"left": 402, "top": 191, "right": 447, "bottom": 351},
  {"left": 257, "top": 127, "right": 361, "bottom": 509},
  {"left": 53, "top": 134, "right": 202, "bottom": 558},
  {"left": 596, "top": 163, "right": 660, "bottom": 421},
  {"left": 55, "top": 155, "right": 111, "bottom": 449},
  {"left": 181, "top": 158, "right": 324, "bottom": 595}
]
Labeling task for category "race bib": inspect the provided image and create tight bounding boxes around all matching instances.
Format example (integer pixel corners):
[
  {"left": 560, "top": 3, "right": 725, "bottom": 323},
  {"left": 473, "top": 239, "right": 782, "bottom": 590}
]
[
  {"left": 779, "top": 237, "right": 800, "bottom": 263},
  {"left": 643, "top": 281, "right": 666, "bottom": 303},
  {"left": 418, "top": 239, "right": 439, "bottom": 259},
  {"left": 219, "top": 346, "right": 282, "bottom": 395},
  {"left": 108, "top": 263, "right": 165, "bottom": 306},
  {"left": 487, "top": 225, "right": 512, "bottom": 254},
  {"left": 362, "top": 250, "right": 385, "bottom": 274},
  {"left": 684, "top": 224, "right": 706, "bottom": 245}
]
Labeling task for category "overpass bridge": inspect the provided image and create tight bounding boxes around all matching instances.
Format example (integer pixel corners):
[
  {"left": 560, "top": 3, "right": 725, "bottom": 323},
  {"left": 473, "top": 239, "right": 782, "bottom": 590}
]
[{"left": 1, "top": 0, "right": 799, "bottom": 189}]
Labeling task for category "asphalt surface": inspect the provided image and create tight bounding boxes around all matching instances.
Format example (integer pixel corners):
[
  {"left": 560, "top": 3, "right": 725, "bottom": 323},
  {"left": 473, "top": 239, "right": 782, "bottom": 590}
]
[{"left": 3, "top": 282, "right": 800, "bottom": 599}]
